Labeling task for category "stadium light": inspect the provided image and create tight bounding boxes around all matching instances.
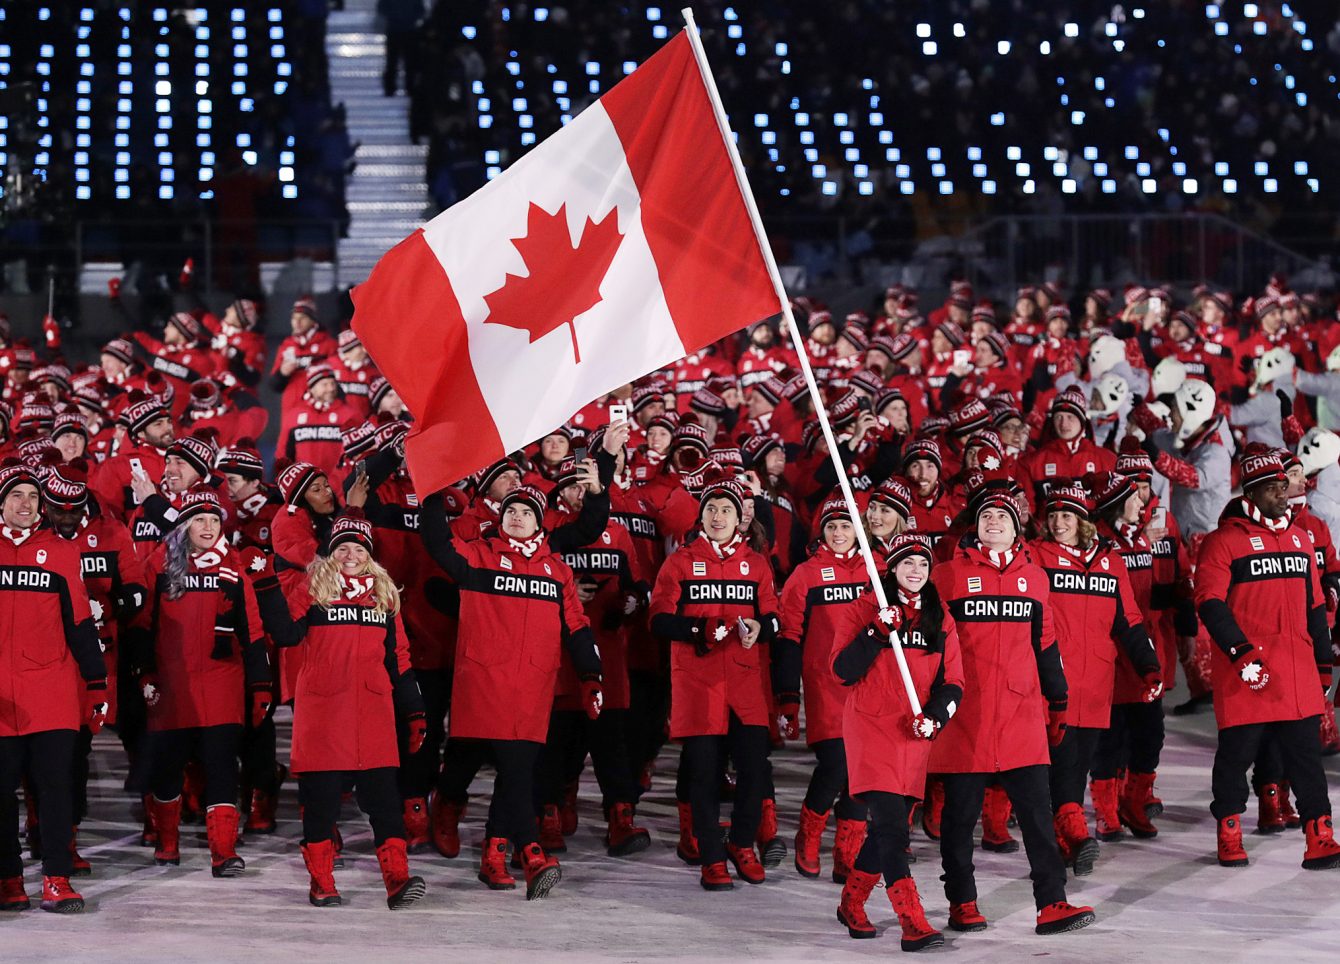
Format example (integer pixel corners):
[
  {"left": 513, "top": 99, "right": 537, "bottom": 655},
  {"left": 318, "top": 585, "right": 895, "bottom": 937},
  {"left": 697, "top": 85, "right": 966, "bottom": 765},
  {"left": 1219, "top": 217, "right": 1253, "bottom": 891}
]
[
  {"left": 1183, "top": 179, "right": 1198, "bottom": 193},
  {"left": 990, "top": 112, "right": 1005, "bottom": 125},
  {"left": 983, "top": 180, "right": 997, "bottom": 194},
  {"left": 997, "top": 41, "right": 1010, "bottom": 55},
  {"left": 1102, "top": 179, "right": 1116, "bottom": 193},
  {"left": 1263, "top": 178, "right": 1278, "bottom": 192},
  {"left": 1094, "top": 163, "right": 1108, "bottom": 176},
  {"left": 922, "top": 42, "right": 936, "bottom": 55},
  {"left": 1223, "top": 178, "right": 1237, "bottom": 193},
  {"left": 1062, "top": 179, "right": 1076, "bottom": 193},
  {"left": 1142, "top": 178, "right": 1156, "bottom": 193},
  {"left": 916, "top": 23, "right": 931, "bottom": 38},
  {"left": 900, "top": 181, "right": 915, "bottom": 195}
]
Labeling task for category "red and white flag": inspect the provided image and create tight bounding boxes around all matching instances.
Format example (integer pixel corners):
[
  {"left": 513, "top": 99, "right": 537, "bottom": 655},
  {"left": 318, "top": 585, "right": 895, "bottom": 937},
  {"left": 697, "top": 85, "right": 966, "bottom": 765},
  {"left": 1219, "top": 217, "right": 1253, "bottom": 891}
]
[{"left": 352, "top": 30, "right": 779, "bottom": 495}]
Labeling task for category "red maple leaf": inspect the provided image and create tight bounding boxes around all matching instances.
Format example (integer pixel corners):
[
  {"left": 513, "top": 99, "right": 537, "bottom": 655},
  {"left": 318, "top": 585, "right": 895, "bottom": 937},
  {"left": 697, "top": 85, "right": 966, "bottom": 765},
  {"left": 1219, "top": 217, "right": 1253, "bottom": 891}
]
[{"left": 482, "top": 202, "right": 624, "bottom": 364}]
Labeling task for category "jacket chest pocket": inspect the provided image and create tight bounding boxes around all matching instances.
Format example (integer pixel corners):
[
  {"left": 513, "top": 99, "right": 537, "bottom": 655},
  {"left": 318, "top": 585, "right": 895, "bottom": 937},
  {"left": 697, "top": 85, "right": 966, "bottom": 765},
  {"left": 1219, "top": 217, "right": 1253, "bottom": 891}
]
[{"left": 19, "top": 628, "right": 64, "bottom": 669}]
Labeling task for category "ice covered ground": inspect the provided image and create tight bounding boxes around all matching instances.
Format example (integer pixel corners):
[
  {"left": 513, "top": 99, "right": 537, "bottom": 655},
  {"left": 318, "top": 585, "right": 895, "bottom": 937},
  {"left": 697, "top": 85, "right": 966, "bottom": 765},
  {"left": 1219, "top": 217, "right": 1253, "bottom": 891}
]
[{"left": 7, "top": 705, "right": 1340, "bottom": 962}]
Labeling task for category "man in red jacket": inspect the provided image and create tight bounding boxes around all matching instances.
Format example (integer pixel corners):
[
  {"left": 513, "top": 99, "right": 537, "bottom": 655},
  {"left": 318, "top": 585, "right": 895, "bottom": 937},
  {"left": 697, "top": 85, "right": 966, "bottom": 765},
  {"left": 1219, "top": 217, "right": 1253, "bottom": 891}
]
[
  {"left": 1019, "top": 388, "right": 1117, "bottom": 512},
  {"left": 0, "top": 463, "right": 107, "bottom": 913},
  {"left": 1194, "top": 450, "right": 1340, "bottom": 870}
]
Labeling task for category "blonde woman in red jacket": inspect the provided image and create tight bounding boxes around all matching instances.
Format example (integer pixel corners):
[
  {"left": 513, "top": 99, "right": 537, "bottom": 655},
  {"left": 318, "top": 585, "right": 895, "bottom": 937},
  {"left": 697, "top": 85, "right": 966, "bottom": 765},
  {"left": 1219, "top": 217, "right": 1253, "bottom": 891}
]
[
  {"left": 829, "top": 534, "right": 962, "bottom": 950},
  {"left": 255, "top": 513, "right": 427, "bottom": 909}
]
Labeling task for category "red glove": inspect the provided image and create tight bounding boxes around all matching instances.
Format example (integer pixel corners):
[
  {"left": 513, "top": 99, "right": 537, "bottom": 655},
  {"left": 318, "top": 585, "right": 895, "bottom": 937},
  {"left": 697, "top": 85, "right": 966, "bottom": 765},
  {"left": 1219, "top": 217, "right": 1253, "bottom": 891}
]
[
  {"left": 1124, "top": 336, "right": 1147, "bottom": 370},
  {"left": 141, "top": 674, "right": 162, "bottom": 707},
  {"left": 248, "top": 684, "right": 273, "bottom": 728},
  {"left": 180, "top": 257, "right": 195, "bottom": 289},
  {"left": 407, "top": 712, "right": 428, "bottom": 754},
  {"left": 1321, "top": 664, "right": 1334, "bottom": 695},
  {"left": 777, "top": 698, "right": 800, "bottom": 741},
  {"left": 1046, "top": 705, "right": 1068, "bottom": 747},
  {"left": 107, "top": 277, "right": 121, "bottom": 300},
  {"left": 1141, "top": 672, "right": 1165, "bottom": 703},
  {"left": 695, "top": 618, "right": 732, "bottom": 655},
  {"left": 43, "top": 313, "right": 61, "bottom": 351},
  {"left": 1232, "top": 644, "right": 1270, "bottom": 692},
  {"left": 581, "top": 679, "right": 604, "bottom": 721},
  {"left": 85, "top": 680, "right": 109, "bottom": 736},
  {"left": 874, "top": 604, "right": 904, "bottom": 639},
  {"left": 911, "top": 712, "right": 941, "bottom": 741}
]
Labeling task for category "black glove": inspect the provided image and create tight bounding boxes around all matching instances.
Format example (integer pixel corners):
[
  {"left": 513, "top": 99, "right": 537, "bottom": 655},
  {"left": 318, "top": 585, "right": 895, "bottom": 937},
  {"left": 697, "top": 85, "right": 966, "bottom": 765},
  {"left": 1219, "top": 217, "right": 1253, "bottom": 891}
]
[
  {"left": 1239, "top": 354, "right": 1255, "bottom": 375},
  {"left": 1277, "top": 389, "right": 1292, "bottom": 420},
  {"left": 1228, "top": 385, "right": 1249, "bottom": 406},
  {"left": 1140, "top": 435, "right": 1161, "bottom": 463}
]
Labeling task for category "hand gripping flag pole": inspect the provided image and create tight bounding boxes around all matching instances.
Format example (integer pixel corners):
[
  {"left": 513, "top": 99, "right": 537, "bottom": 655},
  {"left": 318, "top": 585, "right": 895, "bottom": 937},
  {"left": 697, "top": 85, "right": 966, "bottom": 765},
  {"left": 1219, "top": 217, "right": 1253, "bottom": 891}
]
[{"left": 681, "top": 8, "right": 922, "bottom": 716}]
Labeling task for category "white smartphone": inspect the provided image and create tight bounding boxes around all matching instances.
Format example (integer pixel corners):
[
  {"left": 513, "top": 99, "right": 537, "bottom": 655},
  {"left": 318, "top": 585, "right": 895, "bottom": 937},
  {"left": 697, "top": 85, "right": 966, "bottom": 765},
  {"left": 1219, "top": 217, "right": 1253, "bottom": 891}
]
[
  {"left": 1152, "top": 506, "right": 1167, "bottom": 529},
  {"left": 609, "top": 404, "right": 628, "bottom": 424},
  {"left": 953, "top": 349, "right": 972, "bottom": 368}
]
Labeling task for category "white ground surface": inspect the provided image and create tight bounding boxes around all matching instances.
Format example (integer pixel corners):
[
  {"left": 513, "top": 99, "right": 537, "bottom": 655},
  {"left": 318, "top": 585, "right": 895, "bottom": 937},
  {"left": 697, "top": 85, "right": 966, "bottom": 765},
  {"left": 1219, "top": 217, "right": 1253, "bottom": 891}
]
[{"left": 7, "top": 705, "right": 1340, "bottom": 962}]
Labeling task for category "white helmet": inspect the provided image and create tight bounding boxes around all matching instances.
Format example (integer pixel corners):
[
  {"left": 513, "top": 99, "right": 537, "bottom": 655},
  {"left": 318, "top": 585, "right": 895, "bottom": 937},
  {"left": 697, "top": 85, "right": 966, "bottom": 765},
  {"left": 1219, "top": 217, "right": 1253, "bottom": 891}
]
[
  {"left": 1087, "top": 334, "right": 1124, "bottom": 378},
  {"left": 1151, "top": 355, "right": 1187, "bottom": 397},
  {"left": 1091, "top": 372, "right": 1130, "bottom": 416},
  {"left": 1298, "top": 427, "right": 1340, "bottom": 478},
  {"left": 1327, "top": 344, "right": 1340, "bottom": 372},
  {"left": 1254, "top": 346, "right": 1295, "bottom": 388},
  {"left": 1174, "top": 378, "right": 1216, "bottom": 442}
]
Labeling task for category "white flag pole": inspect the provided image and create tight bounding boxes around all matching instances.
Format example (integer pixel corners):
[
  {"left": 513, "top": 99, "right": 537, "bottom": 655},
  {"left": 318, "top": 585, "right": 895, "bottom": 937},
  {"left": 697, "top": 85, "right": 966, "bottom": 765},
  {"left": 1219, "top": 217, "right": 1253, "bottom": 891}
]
[{"left": 680, "top": 8, "right": 922, "bottom": 716}]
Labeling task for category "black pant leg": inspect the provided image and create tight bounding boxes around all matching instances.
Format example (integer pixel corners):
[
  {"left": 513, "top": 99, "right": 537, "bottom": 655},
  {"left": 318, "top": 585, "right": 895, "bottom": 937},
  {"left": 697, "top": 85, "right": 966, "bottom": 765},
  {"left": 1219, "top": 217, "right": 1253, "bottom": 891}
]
[
  {"left": 999, "top": 764, "right": 1069, "bottom": 909},
  {"left": 354, "top": 767, "right": 407, "bottom": 846},
  {"left": 147, "top": 728, "right": 194, "bottom": 802},
  {"left": 199, "top": 724, "right": 243, "bottom": 809},
  {"left": 938, "top": 772, "right": 988, "bottom": 905},
  {"left": 804, "top": 738, "right": 847, "bottom": 814},
  {"left": 854, "top": 790, "right": 911, "bottom": 883},
  {"left": 72, "top": 726, "right": 93, "bottom": 825},
  {"left": 1273, "top": 716, "right": 1332, "bottom": 823},
  {"left": 299, "top": 771, "right": 344, "bottom": 844},
  {"left": 487, "top": 740, "right": 541, "bottom": 848},
  {"left": 680, "top": 735, "right": 725, "bottom": 864},
  {"left": 1252, "top": 729, "right": 1285, "bottom": 791},
  {"left": 1212, "top": 723, "right": 1265, "bottom": 821},
  {"left": 725, "top": 716, "right": 769, "bottom": 849},
  {"left": 1126, "top": 700, "right": 1165, "bottom": 774},
  {"left": 437, "top": 736, "right": 486, "bottom": 805},
  {"left": 1050, "top": 726, "right": 1102, "bottom": 807},
  {"left": 586, "top": 708, "right": 640, "bottom": 810},
  {"left": 31, "top": 729, "right": 78, "bottom": 878},
  {"left": 240, "top": 715, "right": 278, "bottom": 796},
  {"left": 1091, "top": 705, "right": 1126, "bottom": 780},
  {"left": 397, "top": 668, "right": 448, "bottom": 799},
  {"left": 0, "top": 736, "right": 28, "bottom": 878}
]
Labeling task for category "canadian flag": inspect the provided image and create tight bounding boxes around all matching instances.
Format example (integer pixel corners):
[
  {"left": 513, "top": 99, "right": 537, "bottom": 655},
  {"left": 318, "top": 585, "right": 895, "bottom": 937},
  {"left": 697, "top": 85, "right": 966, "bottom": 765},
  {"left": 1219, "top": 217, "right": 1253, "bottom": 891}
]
[{"left": 352, "top": 29, "right": 779, "bottom": 496}]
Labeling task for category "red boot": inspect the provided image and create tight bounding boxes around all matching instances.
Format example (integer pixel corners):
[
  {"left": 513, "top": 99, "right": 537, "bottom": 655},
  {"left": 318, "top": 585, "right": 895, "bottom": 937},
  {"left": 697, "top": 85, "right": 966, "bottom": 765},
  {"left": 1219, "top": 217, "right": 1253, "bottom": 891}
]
[
  {"left": 206, "top": 805, "right": 246, "bottom": 878},
  {"left": 0, "top": 876, "right": 29, "bottom": 912},
  {"left": 831, "top": 818, "right": 867, "bottom": 884},
  {"left": 700, "top": 860, "right": 733, "bottom": 891},
  {"left": 301, "top": 839, "right": 342, "bottom": 907},
  {"left": 1054, "top": 802, "right": 1100, "bottom": 876},
  {"left": 402, "top": 797, "right": 430, "bottom": 853},
  {"left": 1035, "top": 901, "right": 1096, "bottom": 934},
  {"left": 1090, "top": 777, "right": 1125, "bottom": 842},
  {"left": 756, "top": 797, "right": 786, "bottom": 867},
  {"left": 559, "top": 780, "right": 579, "bottom": 836},
  {"left": 676, "top": 801, "right": 701, "bottom": 865},
  {"left": 921, "top": 777, "right": 944, "bottom": 840},
  {"left": 245, "top": 789, "right": 278, "bottom": 835},
  {"left": 981, "top": 785, "right": 1018, "bottom": 852},
  {"left": 519, "top": 842, "right": 561, "bottom": 900},
  {"left": 1257, "top": 783, "right": 1286, "bottom": 835},
  {"left": 182, "top": 760, "right": 205, "bottom": 824},
  {"left": 430, "top": 796, "right": 465, "bottom": 858},
  {"left": 890, "top": 877, "right": 944, "bottom": 951},
  {"left": 605, "top": 802, "right": 650, "bottom": 857},
  {"left": 1278, "top": 781, "right": 1301, "bottom": 829},
  {"left": 1302, "top": 815, "right": 1340, "bottom": 870},
  {"left": 1118, "top": 772, "right": 1159, "bottom": 838},
  {"left": 478, "top": 837, "right": 516, "bottom": 890},
  {"left": 152, "top": 796, "right": 182, "bottom": 866},
  {"left": 1142, "top": 770, "right": 1165, "bottom": 819},
  {"left": 140, "top": 793, "right": 158, "bottom": 847},
  {"left": 726, "top": 841, "right": 766, "bottom": 884},
  {"left": 948, "top": 900, "right": 989, "bottom": 932},
  {"left": 836, "top": 868, "right": 879, "bottom": 939},
  {"left": 70, "top": 826, "right": 92, "bottom": 877},
  {"left": 377, "top": 838, "right": 426, "bottom": 909},
  {"left": 1217, "top": 815, "right": 1249, "bottom": 867},
  {"left": 39, "top": 876, "right": 84, "bottom": 914},
  {"left": 1321, "top": 702, "right": 1340, "bottom": 756},
  {"left": 539, "top": 804, "right": 567, "bottom": 853},
  {"left": 794, "top": 804, "right": 830, "bottom": 878}
]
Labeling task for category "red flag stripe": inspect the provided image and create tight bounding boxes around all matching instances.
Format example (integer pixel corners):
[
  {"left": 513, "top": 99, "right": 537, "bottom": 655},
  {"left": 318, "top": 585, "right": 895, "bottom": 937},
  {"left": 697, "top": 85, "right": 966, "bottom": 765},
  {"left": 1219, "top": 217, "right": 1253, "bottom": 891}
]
[
  {"left": 602, "top": 33, "right": 778, "bottom": 355},
  {"left": 351, "top": 230, "right": 504, "bottom": 495}
]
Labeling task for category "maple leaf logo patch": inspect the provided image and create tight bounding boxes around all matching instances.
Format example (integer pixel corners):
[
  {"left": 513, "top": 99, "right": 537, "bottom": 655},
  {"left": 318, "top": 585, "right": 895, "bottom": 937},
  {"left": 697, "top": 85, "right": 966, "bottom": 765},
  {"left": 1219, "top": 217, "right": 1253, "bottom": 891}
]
[{"left": 482, "top": 202, "right": 624, "bottom": 364}]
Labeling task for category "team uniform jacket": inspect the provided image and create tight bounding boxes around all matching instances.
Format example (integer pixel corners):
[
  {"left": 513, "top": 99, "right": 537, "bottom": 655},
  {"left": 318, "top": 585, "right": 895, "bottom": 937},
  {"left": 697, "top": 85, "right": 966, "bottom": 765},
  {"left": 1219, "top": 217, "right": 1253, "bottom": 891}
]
[
  {"left": 831, "top": 590, "right": 964, "bottom": 796},
  {"left": 908, "top": 484, "right": 963, "bottom": 546},
  {"left": 279, "top": 396, "right": 360, "bottom": 479},
  {"left": 91, "top": 443, "right": 168, "bottom": 523},
  {"left": 928, "top": 539, "right": 1067, "bottom": 773},
  {"left": 256, "top": 576, "right": 422, "bottom": 773},
  {"left": 419, "top": 495, "right": 600, "bottom": 744},
  {"left": 0, "top": 530, "right": 105, "bottom": 736},
  {"left": 1020, "top": 436, "right": 1117, "bottom": 510},
  {"left": 231, "top": 488, "right": 283, "bottom": 553},
  {"left": 270, "top": 330, "right": 339, "bottom": 414},
  {"left": 130, "top": 334, "right": 222, "bottom": 418},
  {"left": 1029, "top": 538, "right": 1159, "bottom": 727},
  {"left": 60, "top": 510, "right": 147, "bottom": 725},
  {"left": 134, "top": 542, "right": 270, "bottom": 731},
  {"left": 649, "top": 534, "right": 781, "bottom": 739},
  {"left": 328, "top": 355, "right": 379, "bottom": 419},
  {"left": 1195, "top": 499, "right": 1330, "bottom": 729},
  {"left": 775, "top": 544, "right": 870, "bottom": 744}
]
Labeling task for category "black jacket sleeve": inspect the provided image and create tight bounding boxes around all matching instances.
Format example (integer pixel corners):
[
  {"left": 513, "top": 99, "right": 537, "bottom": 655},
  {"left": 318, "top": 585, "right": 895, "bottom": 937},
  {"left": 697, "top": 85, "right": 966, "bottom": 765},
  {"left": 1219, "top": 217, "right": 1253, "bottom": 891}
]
[
  {"left": 1112, "top": 612, "right": 1161, "bottom": 678},
  {"left": 563, "top": 626, "right": 603, "bottom": 680},
  {"left": 1032, "top": 605, "right": 1068, "bottom": 706},
  {"left": 419, "top": 493, "right": 472, "bottom": 583},
  {"left": 1197, "top": 598, "right": 1248, "bottom": 655},
  {"left": 921, "top": 654, "right": 963, "bottom": 726},
  {"left": 252, "top": 575, "right": 310, "bottom": 649},
  {"left": 550, "top": 489, "right": 611, "bottom": 552},
  {"left": 832, "top": 623, "right": 887, "bottom": 685},
  {"left": 59, "top": 590, "right": 106, "bottom": 684},
  {"left": 772, "top": 636, "right": 802, "bottom": 702},
  {"left": 383, "top": 620, "right": 426, "bottom": 717}
]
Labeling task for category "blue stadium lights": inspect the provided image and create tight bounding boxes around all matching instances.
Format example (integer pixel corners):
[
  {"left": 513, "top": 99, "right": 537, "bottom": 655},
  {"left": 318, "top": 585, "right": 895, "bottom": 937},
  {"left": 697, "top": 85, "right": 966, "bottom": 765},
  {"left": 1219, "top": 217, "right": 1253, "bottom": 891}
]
[
  {"left": 478, "top": 115, "right": 493, "bottom": 129},
  {"left": 854, "top": 164, "right": 868, "bottom": 178},
  {"left": 859, "top": 181, "right": 874, "bottom": 196},
  {"left": 535, "top": 8, "right": 549, "bottom": 22},
  {"left": 812, "top": 164, "right": 826, "bottom": 179},
  {"left": 727, "top": 24, "right": 742, "bottom": 39},
  {"left": 1015, "top": 162, "right": 1030, "bottom": 176},
  {"left": 845, "top": 148, "right": 859, "bottom": 162},
  {"left": 888, "top": 148, "right": 900, "bottom": 161},
  {"left": 1205, "top": 4, "right": 1219, "bottom": 16},
  {"left": 1244, "top": 3, "right": 1258, "bottom": 15},
  {"left": 1255, "top": 161, "right": 1269, "bottom": 175},
  {"left": 1142, "top": 178, "right": 1157, "bottom": 193},
  {"left": 1223, "top": 178, "right": 1238, "bottom": 193},
  {"left": 1105, "top": 22, "right": 1117, "bottom": 37},
  {"left": 926, "top": 146, "right": 941, "bottom": 161},
  {"left": 799, "top": 131, "right": 814, "bottom": 145},
  {"left": 966, "top": 146, "right": 982, "bottom": 161},
  {"left": 1172, "top": 161, "right": 1186, "bottom": 176},
  {"left": 1215, "top": 22, "right": 1228, "bottom": 35},
  {"left": 1137, "top": 162, "right": 1151, "bottom": 176},
  {"left": 724, "top": 7, "right": 737, "bottom": 21},
  {"left": 588, "top": 79, "right": 600, "bottom": 93},
  {"left": 518, "top": 115, "right": 533, "bottom": 129},
  {"left": 953, "top": 23, "right": 965, "bottom": 38},
  {"left": 1264, "top": 178, "right": 1278, "bottom": 192},
  {"left": 1307, "top": 178, "right": 1319, "bottom": 192},
  {"left": 1094, "top": 77, "right": 1106, "bottom": 91},
  {"left": 1183, "top": 178, "right": 1198, "bottom": 193},
  {"left": 804, "top": 148, "right": 818, "bottom": 162},
  {"left": 585, "top": 62, "right": 599, "bottom": 76},
  {"left": 990, "top": 112, "right": 1005, "bottom": 126},
  {"left": 1125, "top": 145, "right": 1139, "bottom": 159},
  {"left": 1040, "top": 41, "right": 1052, "bottom": 55},
  {"left": 779, "top": 188, "right": 791, "bottom": 197},
  {"left": 1065, "top": 23, "right": 1079, "bottom": 37},
  {"left": 822, "top": 181, "right": 837, "bottom": 196},
  {"left": 1006, "top": 145, "right": 1022, "bottom": 160},
  {"left": 931, "top": 162, "right": 945, "bottom": 177},
  {"left": 1253, "top": 21, "right": 1266, "bottom": 34},
  {"left": 478, "top": 97, "right": 491, "bottom": 111},
  {"left": 839, "top": 130, "right": 854, "bottom": 145},
  {"left": 623, "top": 61, "right": 637, "bottom": 74},
  {"left": 1102, "top": 179, "right": 1116, "bottom": 193},
  {"left": 982, "top": 180, "right": 996, "bottom": 194},
  {"left": 1302, "top": 39, "right": 1313, "bottom": 51},
  {"left": 1053, "top": 161, "right": 1067, "bottom": 177},
  {"left": 895, "top": 163, "right": 910, "bottom": 178},
  {"left": 795, "top": 111, "right": 809, "bottom": 126},
  {"left": 923, "top": 42, "right": 937, "bottom": 55},
  {"left": 1062, "top": 179, "right": 1076, "bottom": 194},
  {"left": 973, "top": 163, "right": 986, "bottom": 178},
  {"left": 1071, "top": 111, "right": 1085, "bottom": 125},
  {"left": 1114, "top": 40, "right": 1125, "bottom": 51},
  {"left": 753, "top": 113, "right": 768, "bottom": 127},
  {"left": 900, "top": 181, "right": 915, "bottom": 195},
  {"left": 1297, "top": 93, "right": 1308, "bottom": 106},
  {"left": 647, "top": 7, "right": 661, "bottom": 20},
  {"left": 1084, "top": 146, "right": 1098, "bottom": 160},
  {"left": 1045, "top": 144, "right": 1060, "bottom": 159},
  {"left": 1295, "top": 161, "right": 1309, "bottom": 174},
  {"left": 1094, "top": 162, "right": 1108, "bottom": 176},
  {"left": 462, "top": 26, "right": 477, "bottom": 39},
  {"left": 869, "top": 112, "right": 883, "bottom": 125},
  {"left": 1022, "top": 179, "right": 1035, "bottom": 194},
  {"left": 1060, "top": 94, "right": 1069, "bottom": 106},
  {"left": 939, "top": 181, "right": 954, "bottom": 195},
  {"left": 231, "top": 7, "right": 245, "bottom": 21},
  {"left": 834, "top": 112, "right": 849, "bottom": 127},
  {"left": 653, "top": 26, "right": 668, "bottom": 38},
  {"left": 997, "top": 41, "right": 1010, "bottom": 55},
  {"left": 879, "top": 131, "right": 893, "bottom": 144}
]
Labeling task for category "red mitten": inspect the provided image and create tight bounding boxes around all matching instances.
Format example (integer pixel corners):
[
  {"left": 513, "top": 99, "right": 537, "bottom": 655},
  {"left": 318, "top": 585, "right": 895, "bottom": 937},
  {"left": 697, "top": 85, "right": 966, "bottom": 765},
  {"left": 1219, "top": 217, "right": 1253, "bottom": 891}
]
[
  {"left": 874, "top": 604, "right": 904, "bottom": 639},
  {"left": 1047, "top": 704, "right": 1068, "bottom": 747},
  {"left": 43, "top": 313, "right": 61, "bottom": 351},
  {"left": 910, "top": 712, "right": 941, "bottom": 741},
  {"left": 1141, "top": 672, "right": 1164, "bottom": 703},
  {"left": 581, "top": 678, "right": 604, "bottom": 721},
  {"left": 1232, "top": 644, "right": 1270, "bottom": 692},
  {"left": 406, "top": 712, "right": 428, "bottom": 754},
  {"left": 107, "top": 277, "right": 121, "bottom": 300},
  {"left": 1124, "top": 337, "right": 1147, "bottom": 370},
  {"left": 85, "top": 680, "right": 109, "bottom": 735},
  {"left": 248, "top": 683, "right": 273, "bottom": 728},
  {"left": 180, "top": 257, "right": 195, "bottom": 289},
  {"left": 777, "top": 697, "right": 800, "bottom": 741}
]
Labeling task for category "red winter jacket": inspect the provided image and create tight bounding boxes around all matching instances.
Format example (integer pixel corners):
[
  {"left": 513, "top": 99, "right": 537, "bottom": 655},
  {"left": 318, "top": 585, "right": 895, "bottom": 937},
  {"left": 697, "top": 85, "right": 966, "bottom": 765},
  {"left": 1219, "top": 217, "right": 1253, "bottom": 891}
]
[
  {"left": 908, "top": 483, "right": 963, "bottom": 546},
  {"left": 831, "top": 587, "right": 964, "bottom": 796},
  {"left": 1195, "top": 499, "right": 1330, "bottom": 729},
  {"left": 1029, "top": 538, "right": 1159, "bottom": 727},
  {"left": 134, "top": 542, "right": 270, "bottom": 731},
  {"left": 776, "top": 545, "right": 870, "bottom": 744},
  {"left": 256, "top": 575, "right": 423, "bottom": 773},
  {"left": 419, "top": 496, "right": 600, "bottom": 744},
  {"left": 91, "top": 443, "right": 168, "bottom": 523},
  {"left": 0, "top": 530, "right": 105, "bottom": 736},
  {"left": 649, "top": 534, "right": 781, "bottom": 738},
  {"left": 279, "top": 396, "right": 359, "bottom": 479},
  {"left": 61, "top": 511, "right": 147, "bottom": 726},
  {"left": 928, "top": 540, "right": 1067, "bottom": 773},
  {"left": 1020, "top": 436, "right": 1117, "bottom": 511}
]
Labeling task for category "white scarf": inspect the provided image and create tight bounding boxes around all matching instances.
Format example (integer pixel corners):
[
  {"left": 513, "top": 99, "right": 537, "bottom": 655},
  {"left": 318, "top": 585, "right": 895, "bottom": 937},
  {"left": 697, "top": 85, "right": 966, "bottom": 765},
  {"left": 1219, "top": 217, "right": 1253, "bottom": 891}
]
[
  {"left": 2, "top": 525, "right": 34, "bottom": 547},
  {"left": 191, "top": 536, "right": 229, "bottom": 570},
  {"left": 506, "top": 531, "right": 546, "bottom": 559},
  {"left": 707, "top": 531, "right": 745, "bottom": 560},
  {"left": 341, "top": 574, "right": 374, "bottom": 599},
  {"left": 1239, "top": 497, "right": 1291, "bottom": 532}
]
